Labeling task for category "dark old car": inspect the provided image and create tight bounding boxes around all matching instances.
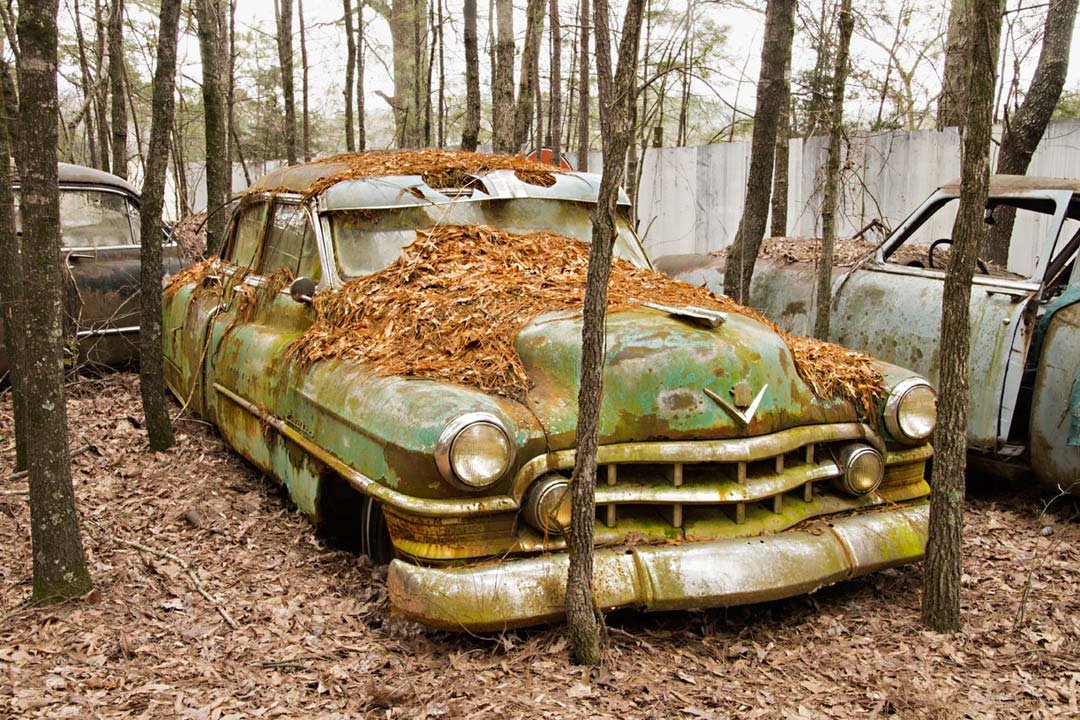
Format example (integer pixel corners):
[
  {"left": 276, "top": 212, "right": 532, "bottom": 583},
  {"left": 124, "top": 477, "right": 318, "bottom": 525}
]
[
  {"left": 0, "top": 163, "right": 184, "bottom": 377},
  {"left": 664, "top": 175, "right": 1080, "bottom": 493},
  {"left": 162, "top": 151, "right": 937, "bottom": 631}
]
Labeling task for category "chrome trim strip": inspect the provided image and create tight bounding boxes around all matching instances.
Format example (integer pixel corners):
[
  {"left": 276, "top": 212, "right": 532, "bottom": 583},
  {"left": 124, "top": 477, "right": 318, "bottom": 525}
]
[
  {"left": 76, "top": 325, "right": 140, "bottom": 338},
  {"left": 212, "top": 382, "right": 517, "bottom": 517},
  {"left": 387, "top": 502, "right": 930, "bottom": 631}
]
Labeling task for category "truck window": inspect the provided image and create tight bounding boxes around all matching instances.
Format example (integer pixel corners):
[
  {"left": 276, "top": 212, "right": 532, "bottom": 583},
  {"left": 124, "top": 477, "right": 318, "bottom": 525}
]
[{"left": 258, "top": 202, "right": 320, "bottom": 280}]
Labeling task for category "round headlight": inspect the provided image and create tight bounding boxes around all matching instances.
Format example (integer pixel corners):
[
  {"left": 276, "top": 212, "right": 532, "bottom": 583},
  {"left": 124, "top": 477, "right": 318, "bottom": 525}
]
[
  {"left": 884, "top": 378, "right": 937, "bottom": 444},
  {"left": 523, "top": 474, "right": 572, "bottom": 534},
  {"left": 835, "top": 443, "right": 884, "bottom": 495},
  {"left": 435, "top": 413, "right": 514, "bottom": 489}
]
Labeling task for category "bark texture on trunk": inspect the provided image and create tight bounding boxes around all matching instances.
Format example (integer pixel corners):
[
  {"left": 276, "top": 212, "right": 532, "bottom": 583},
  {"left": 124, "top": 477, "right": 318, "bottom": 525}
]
[
  {"left": 343, "top": 0, "right": 356, "bottom": 151},
  {"left": 770, "top": 55, "right": 791, "bottom": 238},
  {"left": 275, "top": 0, "right": 298, "bottom": 163},
  {"left": 938, "top": 0, "right": 969, "bottom": 130},
  {"left": 383, "top": 0, "right": 428, "bottom": 148},
  {"left": 492, "top": 0, "right": 514, "bottom": 152},
  {"left": 922, "top": 0, "right": 1002, "bottom": 634},
  {"left": 139, "top": 0, "right": 182, "bottom": 453},
  {"left": 17, "top": 0, "right": 94, "bottom": 602},
  {"left": 813, "top": 0, "right": 853, "bottom": 341},
  {"left": 513, "top": 0, "right": 545, "bottom": 152},
  {"left": 195, "top": 0, "right": 227, "bottom": 255},
  {"left": 721, "top": 0, "right": 795, "bottom": 302},
  {"left": 93, "top": 0, "right": 110, "bottom": 173},
  {"left": 548, "top": 0, "right": 562, "bottom": 165},
  {"left": 575, "top": 0, "right": 589, "bottom": 170},
  {"left": 0, "top": 50, "right": 25, "bottom": 472},
  {"left": 461, "top": 0, "right": 480, "bottom": 150},
  {"left": 298, "top": 0, "right": 310, "bottom": 161},
  {"left": 107, "top": 0, "right": 126, "bottom": 178},
  {"left": 565, "top": 0, "right": 644, "bottom": 667},
  {"left": 984, "top": 0, "right": 1078, "bottom": 265},
  {"left": 356, "top": 1, "right": 366, "bottom": 150}
]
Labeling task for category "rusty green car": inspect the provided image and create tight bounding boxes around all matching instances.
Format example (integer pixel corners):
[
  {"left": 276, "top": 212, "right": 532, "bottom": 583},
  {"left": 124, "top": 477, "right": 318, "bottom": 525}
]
[{"left": 163, "top": 152, "right": 936, "bottom": 631}]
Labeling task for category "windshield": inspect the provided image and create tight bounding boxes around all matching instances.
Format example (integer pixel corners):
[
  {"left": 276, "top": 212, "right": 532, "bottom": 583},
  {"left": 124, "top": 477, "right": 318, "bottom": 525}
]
[{"left": 328, "top": 198, "right": 651, "bottom": 277}]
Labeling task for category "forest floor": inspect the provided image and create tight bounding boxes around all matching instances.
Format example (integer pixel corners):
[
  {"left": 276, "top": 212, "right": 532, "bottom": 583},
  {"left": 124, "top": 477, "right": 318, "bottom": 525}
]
[{"left": 1, "top": 372, "right": 1078, "bottom": 719}]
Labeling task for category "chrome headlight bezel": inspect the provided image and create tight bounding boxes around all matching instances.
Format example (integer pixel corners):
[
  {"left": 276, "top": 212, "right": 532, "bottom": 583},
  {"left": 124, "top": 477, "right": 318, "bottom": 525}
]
[
  {"left": 884, "top": 378, "right": 937, "bottom": 445},
  {"left": 435, "top": 412, "right": 516, "bottom": 490},
  {"left": 835, "top": 442, "right": 885, "bottom": 495}
]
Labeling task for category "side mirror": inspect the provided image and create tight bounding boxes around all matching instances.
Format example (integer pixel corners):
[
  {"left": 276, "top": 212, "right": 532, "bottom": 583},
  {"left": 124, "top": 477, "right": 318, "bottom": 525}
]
[{"left": 289, "top": 276, "right": 316, "bottom": 305}]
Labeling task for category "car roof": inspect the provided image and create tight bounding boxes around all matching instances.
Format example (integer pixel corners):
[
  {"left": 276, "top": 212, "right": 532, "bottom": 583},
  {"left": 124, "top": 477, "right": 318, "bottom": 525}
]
[
  {"left": 54, "top": 163, "right": 140, "bottom": 195},
  {"left": 940, "top": 175, "right": 1080, "bottom": 196},
  {"left": 246, "top": 152, "right": 630, "bottom": 209}
]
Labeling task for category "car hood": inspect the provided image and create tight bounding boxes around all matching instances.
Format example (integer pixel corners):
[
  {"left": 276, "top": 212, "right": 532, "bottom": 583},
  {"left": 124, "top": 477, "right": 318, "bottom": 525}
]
[{"left": 515, "top": 307, "right": 863, "bottom": 450}]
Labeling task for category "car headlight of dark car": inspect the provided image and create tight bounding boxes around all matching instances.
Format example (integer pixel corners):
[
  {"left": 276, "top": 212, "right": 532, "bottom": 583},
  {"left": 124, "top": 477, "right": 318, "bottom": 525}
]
[
  {"left": 436, "top": 412, "right": 515, "bottom": 489},
  {"left": 884, "top": 378, "right": 937, "bottom": 444}
]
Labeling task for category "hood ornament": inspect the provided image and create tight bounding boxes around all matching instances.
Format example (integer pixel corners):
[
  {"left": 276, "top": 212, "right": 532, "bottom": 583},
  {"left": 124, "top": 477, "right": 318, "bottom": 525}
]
[{"left": 704, "top": 382, "right": 768, "bottom": 427}]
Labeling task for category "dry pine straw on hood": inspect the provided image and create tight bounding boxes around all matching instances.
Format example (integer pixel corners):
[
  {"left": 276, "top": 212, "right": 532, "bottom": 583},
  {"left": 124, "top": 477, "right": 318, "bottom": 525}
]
[{"left": 286, "top": 224, "right": 886, "bottom": 415}]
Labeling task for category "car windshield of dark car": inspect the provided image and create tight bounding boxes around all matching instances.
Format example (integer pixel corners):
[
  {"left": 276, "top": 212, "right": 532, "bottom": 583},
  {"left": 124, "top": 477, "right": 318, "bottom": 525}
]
[
  {"left": 15, "top": 188, "right": 138, "bottom": 248},
  {"left": 882, "top": 196, "right": 1078, "bottom": 279},
  {"left": 329, "top": 198, "right": 651, "bottom": 277}
]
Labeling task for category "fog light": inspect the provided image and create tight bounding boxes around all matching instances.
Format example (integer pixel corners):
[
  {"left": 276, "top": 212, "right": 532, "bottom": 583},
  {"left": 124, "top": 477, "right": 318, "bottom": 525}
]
[
  {"left": 834, "top": 443, "right": 884, "bottom": 496},
  {"left": 523, "top": 474, "right": 572, "bottom": 534}
]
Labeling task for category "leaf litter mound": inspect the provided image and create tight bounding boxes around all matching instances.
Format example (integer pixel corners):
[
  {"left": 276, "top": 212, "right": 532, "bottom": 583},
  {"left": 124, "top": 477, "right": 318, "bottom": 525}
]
[
  {"left": 287, "top": 149, "right": 560, "bottom": 198},
  {"left": 288, "top": 224, "right": 886, "bottom": 414}
]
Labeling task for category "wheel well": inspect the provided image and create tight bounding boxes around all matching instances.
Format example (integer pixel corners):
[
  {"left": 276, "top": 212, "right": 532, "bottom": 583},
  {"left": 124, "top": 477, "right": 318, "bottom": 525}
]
[{"left": 316, "top": 470, "right": 366, "bottom": 552}]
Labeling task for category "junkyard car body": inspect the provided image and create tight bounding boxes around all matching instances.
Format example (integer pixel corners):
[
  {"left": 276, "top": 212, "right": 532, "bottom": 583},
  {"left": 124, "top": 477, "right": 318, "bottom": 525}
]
[
  {"left": 663, "top": 175, "right": 1080, "bottom": 493},
  {"left": 0, "top": 163, "right": 184, "bottom": 376},
  {"left": 163, "top": 154, "right": 937, "bottom": 631}
]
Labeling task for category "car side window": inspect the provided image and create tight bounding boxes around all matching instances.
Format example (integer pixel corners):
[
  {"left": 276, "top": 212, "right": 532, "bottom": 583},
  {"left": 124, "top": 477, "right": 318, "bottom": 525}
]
[
  {"left": 229, "top": 201, "right": 268, "bottom": 268},
  {"left": 258, "top": 202, "right": 321, "bottom": 280}
]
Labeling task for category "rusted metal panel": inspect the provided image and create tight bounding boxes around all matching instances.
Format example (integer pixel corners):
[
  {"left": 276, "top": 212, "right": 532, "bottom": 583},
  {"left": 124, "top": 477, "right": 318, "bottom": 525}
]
[
  {"left": 1029, "top": 302, "right": 1080, "bottom": 491},
  {"left": 386, "top": 502, "right": 929, "bottom": 631}
]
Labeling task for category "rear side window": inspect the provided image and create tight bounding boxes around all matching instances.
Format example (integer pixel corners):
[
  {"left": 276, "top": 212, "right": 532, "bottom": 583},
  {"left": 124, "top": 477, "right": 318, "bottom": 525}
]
[
  {"left": 259, "top": 202, "right": 320, "bottom": 280},
  {"left": 229, "top": 201, "right": 267, "bottom": 268}
]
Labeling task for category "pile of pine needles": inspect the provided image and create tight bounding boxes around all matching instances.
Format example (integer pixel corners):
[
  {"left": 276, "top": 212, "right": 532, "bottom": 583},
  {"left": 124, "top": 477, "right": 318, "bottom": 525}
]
[{"left": 287, "top": 225, "right": 886, "bottom": 415}]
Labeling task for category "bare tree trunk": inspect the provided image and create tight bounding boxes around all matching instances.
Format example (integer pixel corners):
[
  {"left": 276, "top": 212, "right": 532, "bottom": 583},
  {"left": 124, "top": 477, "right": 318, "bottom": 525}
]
[
  {"left": 424, "top": 0, "right": 434, "bottom": 145},
  {"left": 575, "top": 0, "right": 589, "bottom": 170},
  {"left": 721, "top": 0, "right": 795, "bottom": 302},
  {"left": 17, "top": 0, "right": 94, "bottom": 602},
  {"left": 93, "top": 0, "right": 110, "bottom": 173},
  {"left": 275, "top": 0, "right": 298, "bottom": 164},
  {"left": 298, "top": 0, "right": 310, "bottom": 161},
  {"left": 677, "top": 0, "right": 693, "bottom": 146},
  {"left": 770, "top": 55, "right": 791, "bottom": 237},
  {"left": 512, "top": 0, "right": 544, "bottom": 151},
  {"left": 436, "top": 0, "right": 445, "bottom": 147},
  {"left": 380, "top": 0, "right": 428, "bottom": 148},
  {"left": 985, "top": 0, "right": 1078, "bottom": 266},
  {"left": 813, "top": 0, "right": 853, "bottom": 340},
  {"left": 72, "top": 0, "right": 98, "bottom": 168},
  {"left": 140, "top": 0, "right": 182, "bottom": 452},
  {"left": 225, "top": 0, "right": 236, "bottom": 197},
  {"left": 461, "top": 0, "right": 480, "bottom": 150},
  {"left": 195, "top": 0, "right": 227, "bottom": 255},
  {"left": 492, "top": 0, "right": 514, "bottom": 152},
  {"left": 566, "top": 0, "right": 644, "bottom": 667},
  {"left": 343, "top": 0, "right": 357, "bottom": 151},
  {"left": 938, "top": 0, "right": 969, "bottom": 130},
  {"left": 549, "top": 0, "right": 561, "bottom": 164},
  {"left": 356, "top": 1, "right": 366, "bottom": 150},
  {"left": 0, "top": 49, "right": 25, "bottom": 472},
  {"left": 532, "top": 19, "right": 543, "bottom": 153},
  {"left": 108, "top": 0, "right": 126, "bottom": 178},
  {"left": 922, "top": 0, "right": 1002, "bottom": 634}
]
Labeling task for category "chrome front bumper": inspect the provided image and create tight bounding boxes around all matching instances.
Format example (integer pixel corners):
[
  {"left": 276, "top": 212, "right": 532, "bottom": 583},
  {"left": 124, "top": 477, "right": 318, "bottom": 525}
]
[{"left": 387, "top": 502, "right": 929, "bottom": 631}]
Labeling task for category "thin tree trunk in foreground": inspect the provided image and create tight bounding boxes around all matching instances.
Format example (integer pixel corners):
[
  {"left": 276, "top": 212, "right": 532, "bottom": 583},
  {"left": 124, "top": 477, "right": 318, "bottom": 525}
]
[
  {"left": 298, "top": 0, "right": 310, "bottom": 161},
  {"left": 721, "top": 0, "right": 795, "bottom": 302},
  {"left": 938, "top": 0, "right": 969, "bottom": 130},
  {"left": 549, "top": 0, "right": 562, "bottom": 165},
  {"left": 18, "top": 0, "right": 94, "bottom": 602},
  {"left": 275, "top": 0, "right": 297, "bottom": 164},
  {"left": 108, "top": 0, "right": 126, "bottom": 178},
  {"left": 343, "top": 0, "right": 356, "bottom": 151},
  {"left": 575, "top": 0, "right": 590, "bottom": 170},
  {"left": 813, "top": 0, "right": 853, "bottom": 340},
  {"left": 355, "top": 1, "right": 366, "bottom": 150},
  {"left": 0, "top": 49, "right": 25, "bottom": 472},
  {"left": 922, "top": 0, "right": 1002, "bottom": 634},
  {"left": 140, "top": 0, "right": 182, "bottom": 453},
  {"left": 195, "top": 0, "right": 227, "bottom": 255},
  {"left": 513, "top": 0, "right": 545, "bottom": 151},
  {"left": 566, "top": 0, "right": 644, "bottom": 667},
  {"left": 984, "top": 0, "right": 1078, "bottom": 266},
  {"left": 492, "top": 0, "right": 514, "bottom": 152},
  {"left": 770, "top": 55, "right": 791, "bottom": 238},
  {"left": 461, "top": 0, "right": 480, "bottom": 150}
]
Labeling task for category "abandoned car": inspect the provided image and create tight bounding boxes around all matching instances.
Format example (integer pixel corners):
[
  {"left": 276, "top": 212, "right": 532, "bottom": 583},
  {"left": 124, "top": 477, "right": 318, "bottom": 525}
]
[
  {"left": 0, "top": 163, "right": 183, "bottom": 377},
  {"left": 663, "top": 175, "right": 1080, "bottom": 494},
  {"left": 163, "top": 151, "right": 936, "bottom": 631}
]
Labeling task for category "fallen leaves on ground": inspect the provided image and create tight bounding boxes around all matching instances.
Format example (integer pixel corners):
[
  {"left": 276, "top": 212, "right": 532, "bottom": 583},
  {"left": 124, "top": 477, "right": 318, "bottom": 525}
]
[{"left": 2, "top": 373, "right": 1078, "bottom": 719}]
